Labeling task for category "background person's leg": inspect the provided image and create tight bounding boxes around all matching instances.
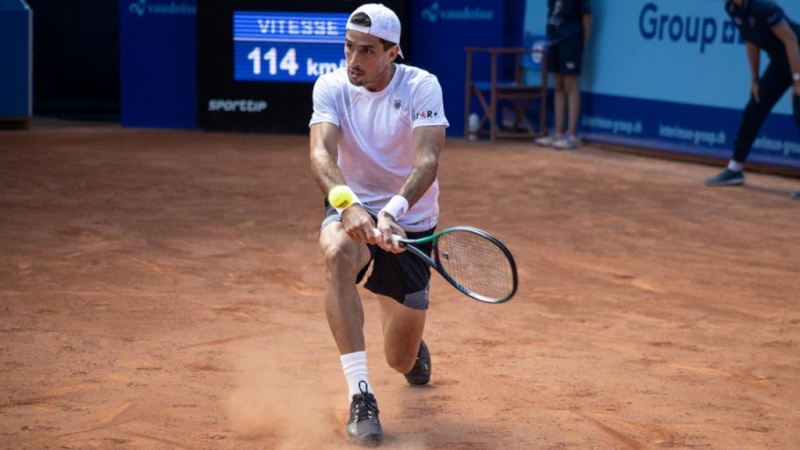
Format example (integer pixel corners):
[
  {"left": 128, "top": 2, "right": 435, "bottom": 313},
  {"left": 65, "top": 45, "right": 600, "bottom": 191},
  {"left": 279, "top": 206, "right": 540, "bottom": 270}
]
[
  {"left": 731, "top": 61, "right": 792, "bottom": 164},
  {"left": 707, "top": 61, "right": 791, "bottom": 186},
  {"left": 565, "top": 75, "right": 581, "bottom": 137},
  {"left": 553, "top": 73, "right": 566, "bottom": 138},
  {"left": 553, "top": 36, "right": 584, "bottom": 150}
]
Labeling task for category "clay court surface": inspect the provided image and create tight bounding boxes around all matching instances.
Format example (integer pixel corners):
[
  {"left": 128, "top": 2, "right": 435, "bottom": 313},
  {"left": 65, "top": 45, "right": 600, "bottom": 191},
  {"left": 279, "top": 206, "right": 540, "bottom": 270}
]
[{"left": 1, "top": 122, "right": 799, "bottom": 450}]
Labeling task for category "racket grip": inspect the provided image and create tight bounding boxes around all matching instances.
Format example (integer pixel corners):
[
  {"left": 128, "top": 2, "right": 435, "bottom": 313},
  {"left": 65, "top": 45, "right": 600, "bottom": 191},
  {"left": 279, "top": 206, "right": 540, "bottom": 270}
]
[{"left": 371, "top": 228, "right": 401, "bottom": 245}]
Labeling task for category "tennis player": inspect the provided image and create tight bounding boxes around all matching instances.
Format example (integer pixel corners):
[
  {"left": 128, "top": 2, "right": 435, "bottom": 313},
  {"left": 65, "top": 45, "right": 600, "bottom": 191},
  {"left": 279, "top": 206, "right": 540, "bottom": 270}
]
[
  {"left": 705, "top": 0, "right": 800, "bottom": 199},
  {"left": 308, "top": 3, "right": 449, "bottom": 445}
]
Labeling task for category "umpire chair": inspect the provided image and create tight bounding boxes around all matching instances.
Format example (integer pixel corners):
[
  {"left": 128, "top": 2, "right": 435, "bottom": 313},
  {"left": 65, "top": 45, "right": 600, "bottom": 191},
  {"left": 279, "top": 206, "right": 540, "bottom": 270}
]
[{"left": 464, "top": 39, "right": 548, "bottom": 142}]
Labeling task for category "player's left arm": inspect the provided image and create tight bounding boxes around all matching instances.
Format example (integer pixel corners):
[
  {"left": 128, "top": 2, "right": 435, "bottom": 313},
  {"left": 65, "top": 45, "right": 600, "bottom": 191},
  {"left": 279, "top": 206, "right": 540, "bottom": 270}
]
[
  {"left": 770, "top": 20, "right": 800, "bottom": 95},
  {"left": 398, "top": 125, "right": 445, "bottom": 208},
  {"left": 375, "top": 125, "right": 445, "bottom": 251},
  {"left": 375, "top": 74, "right": 448, "bottom": 249}
]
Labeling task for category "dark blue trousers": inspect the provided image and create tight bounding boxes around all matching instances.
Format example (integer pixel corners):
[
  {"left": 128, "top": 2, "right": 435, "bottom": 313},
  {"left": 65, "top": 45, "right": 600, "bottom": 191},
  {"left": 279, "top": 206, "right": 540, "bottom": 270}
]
[{"left": 732, "top": 59, "right": 793, "bottom": 163}]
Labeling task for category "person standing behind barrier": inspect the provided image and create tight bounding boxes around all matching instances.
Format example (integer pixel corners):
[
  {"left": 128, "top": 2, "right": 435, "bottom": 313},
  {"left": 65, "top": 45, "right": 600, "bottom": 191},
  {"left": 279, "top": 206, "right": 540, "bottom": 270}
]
[
  {"left": 705, "top": 0, "right": 800, "bottom": 200},
  {"left": 535, "top": 0, "right": 592, "bottom": 150}
]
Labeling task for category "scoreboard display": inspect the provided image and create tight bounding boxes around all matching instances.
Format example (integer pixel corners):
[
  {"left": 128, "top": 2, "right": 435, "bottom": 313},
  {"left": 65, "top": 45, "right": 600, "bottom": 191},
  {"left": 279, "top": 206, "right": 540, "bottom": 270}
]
[
  {"left": 233, "top": 11, "right": 349, "bottom": 83},
  {"left": 198, "top": 1, "right": 408, "bottom": 134}
]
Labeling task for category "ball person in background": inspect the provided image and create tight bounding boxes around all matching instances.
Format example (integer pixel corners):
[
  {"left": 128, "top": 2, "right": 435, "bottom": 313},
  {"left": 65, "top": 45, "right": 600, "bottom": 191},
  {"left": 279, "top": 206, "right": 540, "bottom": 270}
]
[
  {"left": 706, "top": 0, "right": 800, "bottom": 200},
  {"left": 308, "top": 3, "right": 449, "bottom": 446},
  {"left": 535, "top": 0, "right": 592, "bottom": 150}
]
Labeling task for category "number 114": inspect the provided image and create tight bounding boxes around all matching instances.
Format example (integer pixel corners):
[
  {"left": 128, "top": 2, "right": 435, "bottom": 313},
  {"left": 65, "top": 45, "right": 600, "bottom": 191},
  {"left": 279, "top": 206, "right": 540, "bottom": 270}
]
[{"left": 247, "top": 47, "right": 299, "bottom": 76}]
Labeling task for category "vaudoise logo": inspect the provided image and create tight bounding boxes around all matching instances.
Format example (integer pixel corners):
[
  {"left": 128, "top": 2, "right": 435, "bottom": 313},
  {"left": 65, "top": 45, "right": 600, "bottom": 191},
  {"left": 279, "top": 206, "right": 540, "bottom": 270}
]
[
  {"left": 421, "top": 2, "right": 494, "bottom": 23},
  {"left": 129, "top": 0, "right": 196, "bottom": 17}
]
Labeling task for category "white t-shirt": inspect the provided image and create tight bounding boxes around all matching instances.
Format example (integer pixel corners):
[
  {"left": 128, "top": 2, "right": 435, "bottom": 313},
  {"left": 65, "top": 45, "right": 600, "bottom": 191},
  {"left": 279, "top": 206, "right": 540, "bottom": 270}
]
[{"left": 309, "top": 64, "right": 449, "bottom": 232}]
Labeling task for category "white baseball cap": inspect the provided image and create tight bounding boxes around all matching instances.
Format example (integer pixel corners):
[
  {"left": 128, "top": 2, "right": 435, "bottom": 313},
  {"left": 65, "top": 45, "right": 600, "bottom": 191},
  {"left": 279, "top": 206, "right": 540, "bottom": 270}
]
[{"left": 346, "top": 3, "right": 404, "bottom": 59}]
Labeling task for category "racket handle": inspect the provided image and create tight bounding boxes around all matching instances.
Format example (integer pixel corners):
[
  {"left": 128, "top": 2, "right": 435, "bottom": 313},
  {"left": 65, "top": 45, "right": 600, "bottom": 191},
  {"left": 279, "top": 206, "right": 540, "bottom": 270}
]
[{"left": 371, "top": 228, "right": 401, "bottom": 245}]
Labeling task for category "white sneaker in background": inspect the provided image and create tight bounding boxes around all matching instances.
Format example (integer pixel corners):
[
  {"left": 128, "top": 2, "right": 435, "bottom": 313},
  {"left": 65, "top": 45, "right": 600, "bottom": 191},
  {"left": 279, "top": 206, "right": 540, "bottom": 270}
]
[
  {"left": 535, "top": 135, "right": 559, "bottom": 147},
  {"left": 552, "top": 135, "right": 582, "bottom": 150}
]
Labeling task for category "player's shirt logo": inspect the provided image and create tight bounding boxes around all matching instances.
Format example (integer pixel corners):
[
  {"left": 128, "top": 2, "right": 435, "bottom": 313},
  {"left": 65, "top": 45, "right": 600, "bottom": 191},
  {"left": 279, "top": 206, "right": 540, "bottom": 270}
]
[{"left": 413, "top": 110, "right": 439, "bottom": 121}]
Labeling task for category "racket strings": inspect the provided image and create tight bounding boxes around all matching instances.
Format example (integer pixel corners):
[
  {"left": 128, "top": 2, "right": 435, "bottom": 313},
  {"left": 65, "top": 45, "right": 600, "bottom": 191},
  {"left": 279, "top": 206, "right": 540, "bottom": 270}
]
[{"left": 436, "top": 231, "right": 515, "bottom": 301}]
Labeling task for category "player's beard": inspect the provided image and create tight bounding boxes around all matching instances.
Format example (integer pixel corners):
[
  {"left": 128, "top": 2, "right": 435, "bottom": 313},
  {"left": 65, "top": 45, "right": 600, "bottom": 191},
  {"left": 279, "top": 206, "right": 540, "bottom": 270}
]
[{"left": 348, "top": 62, "right": 393, "bottom": 91}]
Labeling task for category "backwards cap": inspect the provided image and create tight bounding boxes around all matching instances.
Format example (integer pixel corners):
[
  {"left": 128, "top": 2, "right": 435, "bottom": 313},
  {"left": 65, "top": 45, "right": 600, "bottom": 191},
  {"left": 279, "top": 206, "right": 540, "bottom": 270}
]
[{"left": 346, "top": 3, "right": 404, "bottom": 59}]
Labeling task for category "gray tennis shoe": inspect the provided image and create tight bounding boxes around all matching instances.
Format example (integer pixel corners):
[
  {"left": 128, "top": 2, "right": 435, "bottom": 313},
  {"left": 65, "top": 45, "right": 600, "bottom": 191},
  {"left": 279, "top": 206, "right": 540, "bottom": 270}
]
[
  {"left": 705, "top": 169, "right": 744, "bottom": 186},
  {"left": 404, "top": 340, "right": 431, "bottom": 385},
  {"left": 347, "top": 381, "right": 382, "bottom": 446}
]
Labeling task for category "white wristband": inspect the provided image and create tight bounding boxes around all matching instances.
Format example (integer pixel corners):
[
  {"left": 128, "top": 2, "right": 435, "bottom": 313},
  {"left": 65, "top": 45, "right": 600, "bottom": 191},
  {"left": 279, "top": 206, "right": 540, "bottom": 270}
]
[{"left": 379, "top": 195, "right": 409, "bottom": 220}]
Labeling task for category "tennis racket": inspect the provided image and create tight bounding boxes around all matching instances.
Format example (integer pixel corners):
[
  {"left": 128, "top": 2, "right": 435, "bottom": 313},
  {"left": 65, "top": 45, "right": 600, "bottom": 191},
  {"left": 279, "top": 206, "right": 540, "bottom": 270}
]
[{"left": 373, "top": 226, "right": 518, "bottom": 303}]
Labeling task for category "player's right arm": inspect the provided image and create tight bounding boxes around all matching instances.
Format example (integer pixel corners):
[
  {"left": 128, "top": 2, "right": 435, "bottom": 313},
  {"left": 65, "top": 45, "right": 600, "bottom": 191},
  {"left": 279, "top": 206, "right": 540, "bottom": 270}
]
[
  {"left": 309, "top": 74, "right": 378, "bottom": 244},
  {"left": 310, "top": 121, "right": 344, "bottom": 196}
]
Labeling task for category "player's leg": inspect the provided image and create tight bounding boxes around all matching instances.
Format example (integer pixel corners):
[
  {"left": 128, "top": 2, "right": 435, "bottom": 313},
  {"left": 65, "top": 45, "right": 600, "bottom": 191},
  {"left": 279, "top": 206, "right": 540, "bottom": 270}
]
[
  {"left": 377, "top": 294, "right": 427, "bottom": 375},
  {"left": 707, "top": 61, "right": 792, "bottom": 186},
  {"left": 319, "top": 219, "right": 372, "bottom": 356},
  {"left": 319, "top": 208, "right": 382, "bottom": 445},
  {"left": 364, "top": 228, "right": 434, "bottom": 384}
]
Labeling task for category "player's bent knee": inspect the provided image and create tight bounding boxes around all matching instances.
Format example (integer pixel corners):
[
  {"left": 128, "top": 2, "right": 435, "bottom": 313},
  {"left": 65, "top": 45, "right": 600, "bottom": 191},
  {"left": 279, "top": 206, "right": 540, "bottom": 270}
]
[
  {"left": 385, "top": 350, "right": 416, "bottom": 374},
  {"left": 322, "top": 244, "right": 361, "bottom": 278}
]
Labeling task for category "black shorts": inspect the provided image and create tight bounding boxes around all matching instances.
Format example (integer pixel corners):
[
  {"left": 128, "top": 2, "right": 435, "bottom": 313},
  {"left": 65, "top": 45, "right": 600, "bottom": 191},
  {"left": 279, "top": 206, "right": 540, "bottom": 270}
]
[
  {"left": 321, "top": 201, "right": 435, "bottom": 310},
  {"left": 547, "top": 36, "right": 584, "bottom": 76}
]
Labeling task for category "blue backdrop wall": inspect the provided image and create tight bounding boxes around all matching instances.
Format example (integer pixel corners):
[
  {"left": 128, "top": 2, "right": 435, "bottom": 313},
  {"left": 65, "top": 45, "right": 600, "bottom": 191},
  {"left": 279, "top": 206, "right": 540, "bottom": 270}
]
[
  {"left": 0, "top": 0, "right": 31, "bottom": 120},
  {"left": 524, "top": 0, "right": 800, "bottom": 169},
  {"left": 120, "top": 0, "right": 197, "bottom": 129}
]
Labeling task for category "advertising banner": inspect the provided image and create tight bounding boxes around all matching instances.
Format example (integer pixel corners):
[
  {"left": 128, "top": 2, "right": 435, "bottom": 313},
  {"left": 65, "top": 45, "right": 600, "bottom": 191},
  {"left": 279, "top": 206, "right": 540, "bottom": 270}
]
[
  {"left": 120, "top": 0, "right": 197, "bottom": 129},
  {"left": 524, "top": 0, "right": 800, "bottom": 169}
]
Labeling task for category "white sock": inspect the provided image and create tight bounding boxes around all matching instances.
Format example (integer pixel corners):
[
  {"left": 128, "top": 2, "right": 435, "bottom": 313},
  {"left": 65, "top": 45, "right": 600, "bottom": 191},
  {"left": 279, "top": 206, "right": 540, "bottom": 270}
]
[
  {"left": 340, "top": 351, "right": 373, "bottom": 400},
  {"left": 727, "top": 161, "right": 743, "bottom": 172}
]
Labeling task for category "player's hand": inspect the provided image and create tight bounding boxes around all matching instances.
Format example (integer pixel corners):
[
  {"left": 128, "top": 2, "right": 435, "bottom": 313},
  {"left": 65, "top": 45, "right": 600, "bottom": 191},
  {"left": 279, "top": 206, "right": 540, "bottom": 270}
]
[
  {"left": 341, "top": 205, "right": 377, "bottom": 244},
  {"left": 750, "top": 81, "right": 761, "bottom": 103},
  {"left": 375, "top": 213, "right": 406, "bottom": 253},
  {"left": 793, "top": 81, "right": 800, "bottom": 97}
]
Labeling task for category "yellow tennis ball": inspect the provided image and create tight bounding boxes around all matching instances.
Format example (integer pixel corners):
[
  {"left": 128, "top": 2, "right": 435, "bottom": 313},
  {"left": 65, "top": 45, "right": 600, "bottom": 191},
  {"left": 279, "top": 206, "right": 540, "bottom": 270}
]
[{"left": 328, "top": 185, "right": 354, "bottom": 209}]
